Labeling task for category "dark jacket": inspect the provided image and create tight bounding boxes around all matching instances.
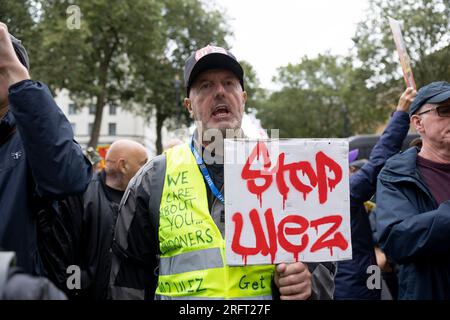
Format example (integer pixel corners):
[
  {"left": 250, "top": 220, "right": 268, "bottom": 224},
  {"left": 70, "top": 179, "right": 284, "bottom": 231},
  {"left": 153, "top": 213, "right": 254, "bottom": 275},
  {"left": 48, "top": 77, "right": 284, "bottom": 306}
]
[
  {"left": 0, "top": 80, "right": 92, "bottom": 276},
  {"left": 38, "top": 171, "right": 122, "bottom": 299},
  {"left": 334, "top": 111, "right": 410, "bottom": 299},
  {"left": 110, "top": 147, "right": 336, "bottom": 300},
  {"left": 376, "top": 147, "right": 450, "bottom": 299}
]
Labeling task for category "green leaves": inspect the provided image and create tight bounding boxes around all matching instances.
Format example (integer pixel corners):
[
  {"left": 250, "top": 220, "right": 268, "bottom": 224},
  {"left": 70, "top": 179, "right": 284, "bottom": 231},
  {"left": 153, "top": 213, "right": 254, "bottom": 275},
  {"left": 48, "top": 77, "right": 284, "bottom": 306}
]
[
  {"left": 3, "top": 0, "right": 230, "bottom": 151},
  {"left": 255, "top": 0, "right": 449, "bottom": 139},
  {"left": 256, "top": 54, "right": 382, "bottom": 138},
  {"left": 354, "top": 0, "right": 450, "bottom": 87}
]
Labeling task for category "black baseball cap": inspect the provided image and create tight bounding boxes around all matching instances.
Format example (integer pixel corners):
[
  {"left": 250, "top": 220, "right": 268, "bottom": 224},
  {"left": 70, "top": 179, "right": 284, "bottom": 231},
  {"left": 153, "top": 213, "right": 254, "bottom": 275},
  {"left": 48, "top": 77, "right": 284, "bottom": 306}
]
[
  {"left": 184, "top": 45, "right": 244, "bottom": 97},
  {"left": 10, "top": 34, "right": 30, "bottom": 70},
  {"left": 409, "top": 81, "right": 450, "bottom": 116}
]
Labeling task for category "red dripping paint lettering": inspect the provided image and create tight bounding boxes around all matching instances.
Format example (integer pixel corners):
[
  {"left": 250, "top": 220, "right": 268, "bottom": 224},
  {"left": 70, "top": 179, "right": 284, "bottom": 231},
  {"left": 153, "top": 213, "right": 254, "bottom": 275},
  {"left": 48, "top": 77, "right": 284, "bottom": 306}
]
[
  {"left": 241, "top": 142, "right": 342, "bottom": 206},
  {"left": 231, "top": 210, "right": 349, "bottom": 264},
  {"left": 310, "top": 215, "right": 348, "bottom": 256}
]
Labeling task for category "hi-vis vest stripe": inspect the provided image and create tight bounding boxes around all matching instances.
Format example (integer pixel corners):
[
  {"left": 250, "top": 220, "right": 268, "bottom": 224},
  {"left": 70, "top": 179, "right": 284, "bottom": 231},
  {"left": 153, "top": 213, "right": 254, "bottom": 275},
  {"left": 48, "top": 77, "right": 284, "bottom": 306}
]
[{"left": 156, "top": 143, "right": 274, "bottom": 300}]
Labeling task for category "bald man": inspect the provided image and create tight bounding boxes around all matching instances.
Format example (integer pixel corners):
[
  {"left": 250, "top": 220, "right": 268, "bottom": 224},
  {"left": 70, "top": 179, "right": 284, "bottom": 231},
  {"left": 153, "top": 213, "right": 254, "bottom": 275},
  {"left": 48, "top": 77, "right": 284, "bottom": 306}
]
[
  {"left": 105, "top": 139, "right": 149, "bottom": 191},
  {"left": 37, "top": 139, "right": 148, "bottom": 300}
]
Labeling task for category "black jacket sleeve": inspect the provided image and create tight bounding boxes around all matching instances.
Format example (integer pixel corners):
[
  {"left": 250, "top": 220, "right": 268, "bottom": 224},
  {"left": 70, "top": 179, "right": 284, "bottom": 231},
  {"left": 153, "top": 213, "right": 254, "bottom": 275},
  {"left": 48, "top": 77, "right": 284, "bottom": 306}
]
[
  {"left": 8, "top": 80, "right": 92, "bottom": 198},
  {"left": 350, "top": 111, "right": 410, "bottom": 203}
]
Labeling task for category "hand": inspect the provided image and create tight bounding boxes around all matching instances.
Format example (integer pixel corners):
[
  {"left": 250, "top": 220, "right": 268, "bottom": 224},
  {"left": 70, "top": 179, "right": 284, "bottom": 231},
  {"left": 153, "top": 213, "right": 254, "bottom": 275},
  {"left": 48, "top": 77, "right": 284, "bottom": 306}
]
[
  {"left": 0, "top": 22, "right": 30, "bottom": 86},
  {"left": 274, "top": 262, "right": 311, "bottom": 300},
  {"left": 396, "top": 87, "right": 417, "bottom": 113},
  {"left": 375, "top": 246, "right": 392, "bottom": 273}
]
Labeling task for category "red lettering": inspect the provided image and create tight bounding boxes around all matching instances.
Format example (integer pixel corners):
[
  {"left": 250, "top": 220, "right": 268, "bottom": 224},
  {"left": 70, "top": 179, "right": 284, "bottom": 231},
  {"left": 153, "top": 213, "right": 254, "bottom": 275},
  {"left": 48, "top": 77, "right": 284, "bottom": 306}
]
[
  {"left": 277, "top": 215, "right": 309, "bottom": 262},
  {"left": 231, "top": 210, "right": 349, "bottom": 264},
  {"left": 262, "top": 209, "right": 278, "bottom": 264},
  {"left": 241, "top": 142, "right": 273, "bottom": 207},
  {"left": 310, "top": 215, "right": 349, "bottom": 255},
  {"left": 315, "top": 151, "right": 343, "bottom": 204},
  {"left": 275, "top": 153, "right": 317, "bottom": 209},
  {"left": 231, "top": 209, "right": 278, "bottom": 264},
  {"left": 241, "top": 143, "right": 343, "bottom": 206},
  {"left": 231, "top": 211, "right": 260, "bottom": 265}
]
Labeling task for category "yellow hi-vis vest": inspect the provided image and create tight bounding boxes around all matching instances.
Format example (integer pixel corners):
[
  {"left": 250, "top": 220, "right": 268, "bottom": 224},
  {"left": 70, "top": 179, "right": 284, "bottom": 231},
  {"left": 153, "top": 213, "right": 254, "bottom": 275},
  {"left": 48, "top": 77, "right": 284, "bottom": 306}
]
[{"left": 155, "top": 143, "right": 275, "bottom": 300}]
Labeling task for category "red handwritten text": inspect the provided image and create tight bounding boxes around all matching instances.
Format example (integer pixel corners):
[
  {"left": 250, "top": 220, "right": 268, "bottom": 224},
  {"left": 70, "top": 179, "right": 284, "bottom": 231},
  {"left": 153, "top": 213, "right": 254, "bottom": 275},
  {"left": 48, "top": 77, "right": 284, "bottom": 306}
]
[
  {"left": 241, "top": 141, "right": 343, "bottom": 208},
  {"left": 231, "top": 209, "right": 349, "bottom": 264}
]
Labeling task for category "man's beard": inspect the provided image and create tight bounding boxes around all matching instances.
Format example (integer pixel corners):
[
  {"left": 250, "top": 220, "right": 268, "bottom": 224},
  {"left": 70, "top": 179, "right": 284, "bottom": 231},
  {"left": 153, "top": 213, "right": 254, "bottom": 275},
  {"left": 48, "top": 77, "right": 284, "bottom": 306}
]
[
  {"left": 193, "top": 122, "right": 245, "bottom": 165},
  {"left": 197, "top": 123, "right": 244, "bottom": 145}
]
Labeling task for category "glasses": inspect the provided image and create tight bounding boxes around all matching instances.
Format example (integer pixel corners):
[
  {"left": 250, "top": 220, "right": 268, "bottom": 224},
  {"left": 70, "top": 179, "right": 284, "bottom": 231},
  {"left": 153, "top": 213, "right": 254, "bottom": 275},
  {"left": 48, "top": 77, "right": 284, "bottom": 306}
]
[{"left": 417, "top": 104, "right": 450, "bottom": 117}]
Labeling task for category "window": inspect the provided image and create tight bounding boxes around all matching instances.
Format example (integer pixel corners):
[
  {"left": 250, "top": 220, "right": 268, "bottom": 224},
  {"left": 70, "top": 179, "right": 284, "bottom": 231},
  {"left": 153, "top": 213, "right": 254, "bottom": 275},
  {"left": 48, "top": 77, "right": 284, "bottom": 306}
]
[
  {"left": 109, "top": 104, "right": 118, "bottom": 115},
  {"left": 89, "top": 104, "right": 96, "bottom": 115},
  {"left": 88, "top": 123, "right": 94, "bottom": 135},
  {"left": 108, "top": 123, "right": 117, "bottom": 136},
  {"left": 68, "top": 103, "right": 77, "bottom": 115},
  {"left": 70, "top": 123, "right": 76, "bottom": 134}
]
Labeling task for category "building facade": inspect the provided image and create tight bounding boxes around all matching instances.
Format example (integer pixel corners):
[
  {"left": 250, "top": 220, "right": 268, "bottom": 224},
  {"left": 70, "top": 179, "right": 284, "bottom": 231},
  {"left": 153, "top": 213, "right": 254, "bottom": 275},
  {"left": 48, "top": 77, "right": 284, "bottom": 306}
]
[{"left": 54, "top": 89, "right": 162, "bottom": 157}]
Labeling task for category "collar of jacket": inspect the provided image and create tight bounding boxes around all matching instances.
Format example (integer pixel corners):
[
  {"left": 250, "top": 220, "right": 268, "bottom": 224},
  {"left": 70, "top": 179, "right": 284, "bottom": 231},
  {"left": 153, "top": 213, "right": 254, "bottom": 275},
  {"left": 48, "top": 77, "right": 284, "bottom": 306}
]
[{"left": 378, "top": 146, "right": 433, "bottom": 198}]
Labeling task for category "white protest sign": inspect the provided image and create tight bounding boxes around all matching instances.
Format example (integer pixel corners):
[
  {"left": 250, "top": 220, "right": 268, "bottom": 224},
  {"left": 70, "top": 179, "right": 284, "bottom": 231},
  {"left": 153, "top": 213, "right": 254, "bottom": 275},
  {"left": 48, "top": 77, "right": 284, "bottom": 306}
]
[
  {"left": 388, "top": 17, "right": 416, "bottom": 89},
  {"left": 224, "top": 139, "right": 352, "bottom": 265}
]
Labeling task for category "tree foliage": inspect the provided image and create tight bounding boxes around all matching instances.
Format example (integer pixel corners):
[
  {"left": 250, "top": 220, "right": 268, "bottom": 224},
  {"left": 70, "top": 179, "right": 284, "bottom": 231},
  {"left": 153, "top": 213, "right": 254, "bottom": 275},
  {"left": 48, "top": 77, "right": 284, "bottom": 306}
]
[
  {"left": 239, "top": 60, "right": 266, "bottom": 111},
  {"left": 256, "top": 0, "right": 450, "bottom": 138},
  {"left": 353, "top": 0, "right": 450, "bottom": 87},
  {"left": 2, "top": 0, "right": 232, "bottom": 152},
  {"left": 0, "top": 0, "right": 42, "bottom": 74},
  {"left": 130, "top": 0, "right": 230, "bottom": 154},
  {"left": 256, "top": 54, "right": 385, "bottom": 138}
]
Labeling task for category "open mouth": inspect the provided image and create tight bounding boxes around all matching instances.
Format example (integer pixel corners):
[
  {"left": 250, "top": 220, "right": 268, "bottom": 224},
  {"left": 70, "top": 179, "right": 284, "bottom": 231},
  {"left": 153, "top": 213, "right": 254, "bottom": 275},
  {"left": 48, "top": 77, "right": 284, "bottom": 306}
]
[{"left": 212, "top": 105, "right": 230, "bottom": 117}]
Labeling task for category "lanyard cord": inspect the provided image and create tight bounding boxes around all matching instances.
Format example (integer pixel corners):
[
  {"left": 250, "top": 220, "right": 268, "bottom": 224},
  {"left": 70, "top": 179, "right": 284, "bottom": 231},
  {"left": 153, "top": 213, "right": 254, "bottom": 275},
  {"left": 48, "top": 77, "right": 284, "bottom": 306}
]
[{"left": 189, "top": 138, "right": 225, "bottom": 204}]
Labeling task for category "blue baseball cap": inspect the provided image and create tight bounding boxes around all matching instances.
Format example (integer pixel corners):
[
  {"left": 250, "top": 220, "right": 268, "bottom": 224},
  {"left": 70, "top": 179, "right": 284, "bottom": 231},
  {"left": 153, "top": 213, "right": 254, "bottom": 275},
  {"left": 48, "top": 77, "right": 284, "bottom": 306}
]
[{"left": 409, "top": 81, "right": 450, "bottom": 116}]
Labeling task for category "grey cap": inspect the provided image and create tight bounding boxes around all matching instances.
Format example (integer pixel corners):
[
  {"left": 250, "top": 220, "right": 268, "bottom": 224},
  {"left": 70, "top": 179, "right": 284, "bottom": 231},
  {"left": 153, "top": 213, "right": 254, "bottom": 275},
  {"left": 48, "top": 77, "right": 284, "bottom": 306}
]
[{"left": 10, "top": 34, "right": 29, "bottom": 70}]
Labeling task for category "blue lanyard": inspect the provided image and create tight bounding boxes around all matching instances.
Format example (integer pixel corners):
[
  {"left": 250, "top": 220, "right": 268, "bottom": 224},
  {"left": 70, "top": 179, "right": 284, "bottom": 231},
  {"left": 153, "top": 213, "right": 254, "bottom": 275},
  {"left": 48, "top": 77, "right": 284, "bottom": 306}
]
[{"left": 190, "top": 138, "right": 225, "bottom": 204}]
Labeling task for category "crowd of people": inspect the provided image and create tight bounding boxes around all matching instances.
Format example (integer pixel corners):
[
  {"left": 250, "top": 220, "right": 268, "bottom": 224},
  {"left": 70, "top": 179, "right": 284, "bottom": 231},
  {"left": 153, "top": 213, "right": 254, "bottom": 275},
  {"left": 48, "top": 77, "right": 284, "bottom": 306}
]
[{"left": 1, "top": 21, "right": 450, "bottom": 300}]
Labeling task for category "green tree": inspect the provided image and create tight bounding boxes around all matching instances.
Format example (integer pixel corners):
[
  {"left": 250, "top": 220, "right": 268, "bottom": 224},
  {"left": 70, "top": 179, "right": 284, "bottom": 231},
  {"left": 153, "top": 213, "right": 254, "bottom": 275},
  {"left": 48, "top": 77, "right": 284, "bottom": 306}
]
[
  {"left": 240, "top": 60, "right": 266, "bottom": 111},
  {"left": 4, "top": 0, "right": 232, "bottom": 152},
  {"left": 256, "top": 54, "right": 384, "bottom": 138},
  {"left": 0, "top": 0, "right": 42, "bottom": 75},
  {"left": 130, "top": 0, "right": 230, "bottom": 154},
  {"left": 353, "top": 0, "right": 450, "bottom": 87},
  {"left": 30, "top": 0, "right": 165, "bottom": 148}
]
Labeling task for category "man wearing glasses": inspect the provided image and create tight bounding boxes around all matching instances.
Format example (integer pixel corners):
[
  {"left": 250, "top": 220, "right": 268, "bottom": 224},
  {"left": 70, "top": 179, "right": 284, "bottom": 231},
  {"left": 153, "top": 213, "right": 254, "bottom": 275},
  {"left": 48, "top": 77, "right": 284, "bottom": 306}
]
[{"left": 375, "top": 81, "right": 450, "bottom": 299}]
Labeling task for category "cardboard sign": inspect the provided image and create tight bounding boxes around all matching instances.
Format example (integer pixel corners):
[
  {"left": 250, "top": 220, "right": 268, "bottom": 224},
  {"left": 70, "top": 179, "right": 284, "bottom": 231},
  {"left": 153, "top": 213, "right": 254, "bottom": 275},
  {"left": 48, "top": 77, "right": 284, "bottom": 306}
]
[
  {"left": 224, "top": 139, "right": 352, "bottom": 265},
  {"left": 388, "top": 17, "right": 416, "bottom": 89}
]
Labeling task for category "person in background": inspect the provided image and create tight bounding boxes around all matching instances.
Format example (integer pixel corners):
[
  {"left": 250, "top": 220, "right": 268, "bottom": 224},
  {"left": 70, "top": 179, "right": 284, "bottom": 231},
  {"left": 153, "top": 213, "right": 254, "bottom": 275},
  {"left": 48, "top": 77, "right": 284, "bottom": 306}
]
[
  {"left": 38, "top": 139, "right": 148, "bottom": 299},
  {"left": 375, "top": 81, "right": 450, "bottom": 299},
  {"left": 334, "top": 87, "right": 415, "bottom": 299}
]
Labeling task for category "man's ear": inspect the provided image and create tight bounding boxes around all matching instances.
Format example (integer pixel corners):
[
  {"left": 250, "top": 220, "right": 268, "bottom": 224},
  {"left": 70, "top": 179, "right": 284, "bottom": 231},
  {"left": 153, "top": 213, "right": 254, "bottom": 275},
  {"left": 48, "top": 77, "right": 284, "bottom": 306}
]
[
  {"left": 184, "top": 98, "right": 193, "bottom": 118},
  {"left": 118, "top": 159, "right": 127, "bottom": 174},
  {"left": 242, "top": 91, "right": 248, "bottom": 105},
  {"left": 411, "top": 115, "right": 425, "bottom": 134}
]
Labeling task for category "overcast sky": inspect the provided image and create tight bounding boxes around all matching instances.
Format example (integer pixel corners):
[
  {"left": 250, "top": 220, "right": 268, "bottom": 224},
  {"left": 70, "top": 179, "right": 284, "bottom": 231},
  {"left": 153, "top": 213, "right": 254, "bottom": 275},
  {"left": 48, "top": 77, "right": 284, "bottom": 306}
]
[{"left": 213, "top": 0, "right": 370, "bottom": 90}]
